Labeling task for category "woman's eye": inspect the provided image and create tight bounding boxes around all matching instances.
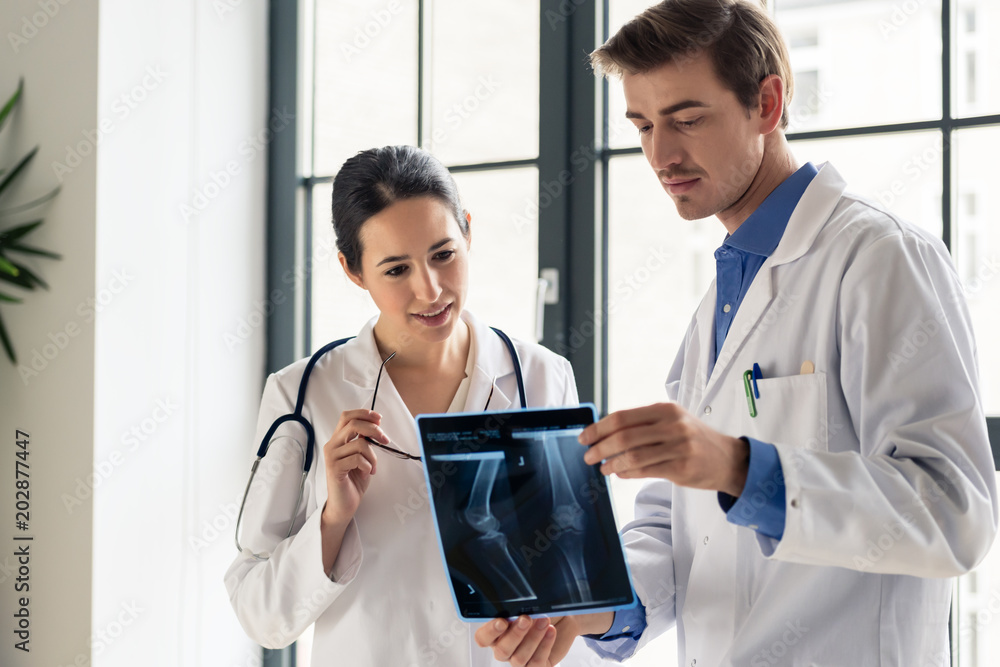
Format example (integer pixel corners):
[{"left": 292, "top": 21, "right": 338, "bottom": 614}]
[
  {"left": 637, "top": 124, "right": 651, "bottom": 135},
  {"left": 385, "top": 265, "right": 406, "bottom": 277},
  {"left": 434, "top": 250, "right": 455, "bottom": 261}
]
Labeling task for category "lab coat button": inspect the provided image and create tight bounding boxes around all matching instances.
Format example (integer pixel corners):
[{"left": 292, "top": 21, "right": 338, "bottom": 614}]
[
  {"left": 703, "top": 406, "right": 712, "bottom": 415},
  {"left": 691, "top": 660, "right": 697, "bottom": 666},
  {"left": 703, "top": 536, "right": 709, "bottom": 545},
  {"left": 790, "top": 498, "right": 800, "bottom": 508}
]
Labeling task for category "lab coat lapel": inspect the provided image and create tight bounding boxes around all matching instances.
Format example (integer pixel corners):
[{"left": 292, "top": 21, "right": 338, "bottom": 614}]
[
  {"left": 463, "top": 311, "right": 515, "bottom": 412},
  {"left": 703, "top": 163, "right": 847, "bottom": 395},
  {"left": 339, "top": 317, "right": 388, "bottom": 401},
  {"left": 705, "top": 261, "right": 774, "bottom": 395}
]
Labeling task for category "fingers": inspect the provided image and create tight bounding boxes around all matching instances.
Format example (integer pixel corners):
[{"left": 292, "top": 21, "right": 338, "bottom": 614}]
[
  {"left": 509, "top": 618, "right": 553, "bottom": 667},
  {"left": 578, "top": 403, "right": 678, "bottom": 447},
  {"left": 477, "top": 616, "right": 555, "bottom": 666},
  {"left": 333, "top": 410, "right": 389, "bottom": 444},
  {"left": 475, "top": 618, "right": 510, "bottom": 648},
  {"left": 582, "top": 422, "right": 685, "bottom": 468}
]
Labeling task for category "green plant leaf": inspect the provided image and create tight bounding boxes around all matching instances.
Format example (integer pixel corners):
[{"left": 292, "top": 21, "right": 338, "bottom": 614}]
[
  {"left": 0, "top": 291, "right": 22, "bottom": 303},
  {"left": 0, "top": 78, "right": 23, "bottom": 137},
  {"left": 0, "top": 186, "right": 60, "bottom": 216},
  {"left": 0, "top": 310, "right": 16, "bottom": 364},
  {"left": 0, "top": 220, "right": 42, "bottom": 243},
  {"left": 0, "top": 255, "right": 19, "bottom": 276},
  {"left": 10, "top": 262, "right": 46, "bottom": 289},
  {"left": 7, "top": 243, "right": 61, "bottom": 260},
  {"left": 0, "top": 266, "right": 32, "bottom": 289},
  {"left": 0, "top": 146, "right": 38, "bottom": 201}
]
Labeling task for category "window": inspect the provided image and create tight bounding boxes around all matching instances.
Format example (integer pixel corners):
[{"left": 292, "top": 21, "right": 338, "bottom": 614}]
[{"left": 306, "top": 0, "right": 542, "bottom": 350}]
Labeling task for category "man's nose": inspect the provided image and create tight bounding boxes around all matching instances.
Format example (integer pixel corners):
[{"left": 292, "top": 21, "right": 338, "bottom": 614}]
[{"left": 646, "top": 128, "right": 683, "bottom": 172}]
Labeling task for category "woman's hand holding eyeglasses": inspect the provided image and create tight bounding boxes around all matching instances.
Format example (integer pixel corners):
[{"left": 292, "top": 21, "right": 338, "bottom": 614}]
[
  {"left": 321, "top": 409, "right": 392, "bottom": 524},
  {"left": 319, "top": 409, "right": 391, "bottom": 574}
]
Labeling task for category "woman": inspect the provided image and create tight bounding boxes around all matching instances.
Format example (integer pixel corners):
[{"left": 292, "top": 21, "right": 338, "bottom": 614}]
[{"left": 225, "top": 146, "right": 607, "bottom": 665}]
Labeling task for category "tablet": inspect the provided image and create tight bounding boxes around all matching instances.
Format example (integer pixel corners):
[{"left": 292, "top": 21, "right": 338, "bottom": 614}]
[{"left": 415, "top": 404, "right": 636, "bottom": 621}]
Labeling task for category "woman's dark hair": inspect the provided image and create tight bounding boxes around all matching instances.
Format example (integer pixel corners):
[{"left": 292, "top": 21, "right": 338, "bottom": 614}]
[{"left": 332, "top": 145, "right": 468, "bottom": 274}]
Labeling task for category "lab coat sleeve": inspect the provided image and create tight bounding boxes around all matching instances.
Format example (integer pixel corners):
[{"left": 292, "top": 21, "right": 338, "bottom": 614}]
[
  {"left": 561, "top": 355, "right": 580, "bottom": 406},
  {"left": 224, "top": 373, "right": 363, "bottom": 648},
  {"left": 764, "top": 233, "right": 998, "bottom": 576},
  {"left": 588, "top": 479, "right": 676, "bottom": 661}
]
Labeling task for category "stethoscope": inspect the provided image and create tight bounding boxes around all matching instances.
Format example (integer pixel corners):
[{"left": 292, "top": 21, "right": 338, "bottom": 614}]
[{"left": 234, "top": 326, "right": 526, "bottom": 558}]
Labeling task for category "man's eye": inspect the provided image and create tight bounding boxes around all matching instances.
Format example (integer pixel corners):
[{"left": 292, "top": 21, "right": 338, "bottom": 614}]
[{"left": 676, "top": 118, "right": 703, "bottom": 129}]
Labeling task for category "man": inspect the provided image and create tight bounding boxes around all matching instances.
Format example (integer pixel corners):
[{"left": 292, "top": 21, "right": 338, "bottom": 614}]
[{"left": 476, "top": 0, "right": 998, "bottom": 665}]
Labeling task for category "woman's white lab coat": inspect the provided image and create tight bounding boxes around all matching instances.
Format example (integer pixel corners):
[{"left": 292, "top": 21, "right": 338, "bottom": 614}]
[
  {"left": 225, "top": 310, "right": 612, "bottom": 666},
  {"left": 613, "top": 163, "right": 998, "bottom": 666}
]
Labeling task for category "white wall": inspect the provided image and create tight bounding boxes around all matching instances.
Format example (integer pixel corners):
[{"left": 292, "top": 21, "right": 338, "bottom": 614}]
[
  {"left": 0, "top": 1, "right": 99, "bottom": 664},
  {"left": 2, "top": 1, "right": 268, "bottom": 664}
]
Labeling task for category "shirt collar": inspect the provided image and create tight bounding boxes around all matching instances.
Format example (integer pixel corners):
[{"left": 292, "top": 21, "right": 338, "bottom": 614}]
[{"left": 723, "top": 162, "right": 818, "bottom": 257}]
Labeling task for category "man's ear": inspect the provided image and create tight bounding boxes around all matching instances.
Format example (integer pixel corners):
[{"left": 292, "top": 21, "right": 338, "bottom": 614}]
[
  {"left": 338, "top": 252, "right": 366, "bottom": 289},
  {"left": 757, "top": 74, "right": 785, "bottom": 135}
]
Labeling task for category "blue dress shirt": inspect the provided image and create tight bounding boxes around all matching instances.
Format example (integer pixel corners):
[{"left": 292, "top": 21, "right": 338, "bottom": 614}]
[{"left": 586, "top": 163, "right": 818, "bottom": 655}]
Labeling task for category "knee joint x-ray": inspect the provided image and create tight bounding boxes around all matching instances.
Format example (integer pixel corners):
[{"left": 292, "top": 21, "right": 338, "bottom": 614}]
[{"left": 417, "top": 406, "right": 635, "bottom": 620}]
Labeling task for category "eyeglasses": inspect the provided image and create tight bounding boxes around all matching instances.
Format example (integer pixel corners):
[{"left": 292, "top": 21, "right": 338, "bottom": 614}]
[{"left": 363, "top": 351, "right": 496, "bottom": 463}]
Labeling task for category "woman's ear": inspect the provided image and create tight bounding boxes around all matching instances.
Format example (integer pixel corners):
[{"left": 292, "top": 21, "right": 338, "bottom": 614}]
[
  {"left": 464, "top": 210, "right": 473, "bottom": 249},
  {"left": 338, "top": 252, "right": 366, "bottom": 289}
]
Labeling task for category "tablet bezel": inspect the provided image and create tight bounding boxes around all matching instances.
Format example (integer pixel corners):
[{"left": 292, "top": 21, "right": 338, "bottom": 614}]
[{"left": 415, "top": 404, "right": 637, "bottom": 621}]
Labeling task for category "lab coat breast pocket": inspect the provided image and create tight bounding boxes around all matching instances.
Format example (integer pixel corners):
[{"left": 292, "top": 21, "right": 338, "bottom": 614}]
[{"left": 734, "top": 372, "right": 829, "bottom": 452}]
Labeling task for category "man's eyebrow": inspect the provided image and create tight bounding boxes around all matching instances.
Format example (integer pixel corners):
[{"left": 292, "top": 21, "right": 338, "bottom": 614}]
[
  {"left": 626, "top": 100, "right": 709, "bottom": 120},
  {"left": 375, "top": 238, "right": 454, "bottom": 267}
]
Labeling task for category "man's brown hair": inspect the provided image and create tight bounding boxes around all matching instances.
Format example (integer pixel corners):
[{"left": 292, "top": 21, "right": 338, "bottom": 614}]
[{"left": 591, "top": 0, "right": 794, "bottom": 129}]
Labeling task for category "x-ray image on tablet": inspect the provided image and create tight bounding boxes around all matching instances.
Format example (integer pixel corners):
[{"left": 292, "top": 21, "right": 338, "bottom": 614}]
[{"left": 415, "top": 405, "right": 636, "bottom": 620}]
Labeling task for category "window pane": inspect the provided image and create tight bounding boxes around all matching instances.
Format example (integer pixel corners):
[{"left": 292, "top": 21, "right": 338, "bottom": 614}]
[
  {"left": 607, "top": 155, "right": 716, "bottom": 414},
  {"left": 607, "top": 0, "right": 659, "bottom": 150},
  {"left": 775, "top": 0, "right": 942, "bottom": 133},
  {"left": 310, "top": 182, "right": 380, "bottom": 349},
  {"left": 312, "top": 0, "right": 419, "bottom": 176},
  {"left": 953, "top": 126, "right": 1000, "bottom": 416},
  {"left": 955, "top": 470, "right": 1000, "bottom": 667},
  {"left": 453, "top": 168, "right": 539, "bottom": 342},
  {"left": 427, "top": 1, "right": 539, "bottom": 164},
  {"left": 954, "top": 1, "right": 1000, "bottom": 117},
  {"left": 790, "top": 131, "right": 944, "bottom": 237}
]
